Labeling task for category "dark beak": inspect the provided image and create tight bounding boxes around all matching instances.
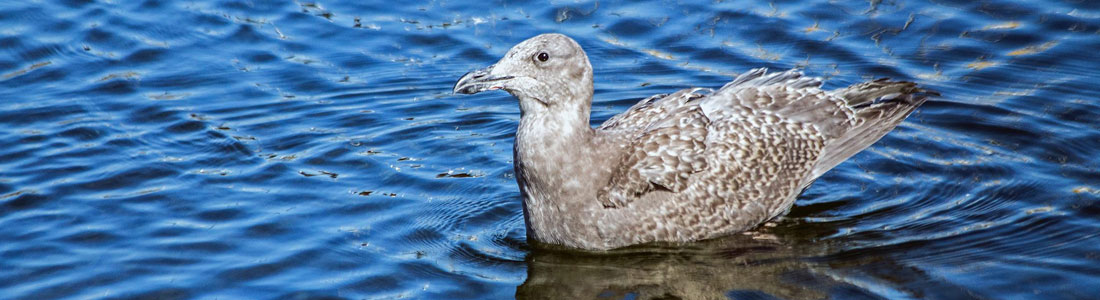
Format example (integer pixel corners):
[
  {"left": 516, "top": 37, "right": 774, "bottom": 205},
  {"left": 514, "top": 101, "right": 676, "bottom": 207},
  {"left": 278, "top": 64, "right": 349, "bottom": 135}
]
[{"left": 453, "top": 65, "right": 514, "bottom": 95}]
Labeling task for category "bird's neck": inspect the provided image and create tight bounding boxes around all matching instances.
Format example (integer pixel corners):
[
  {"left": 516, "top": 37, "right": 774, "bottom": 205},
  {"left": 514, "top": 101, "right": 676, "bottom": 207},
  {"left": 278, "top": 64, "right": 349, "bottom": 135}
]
[
  {"left": 514, "top": 94, "right": 594, "bottom": 152},
  {"left": 513, "top": 103, "right": 610, "bottom": 247},
  {"left": 514, "top": 106, "right": 595, "bottom": 176}
]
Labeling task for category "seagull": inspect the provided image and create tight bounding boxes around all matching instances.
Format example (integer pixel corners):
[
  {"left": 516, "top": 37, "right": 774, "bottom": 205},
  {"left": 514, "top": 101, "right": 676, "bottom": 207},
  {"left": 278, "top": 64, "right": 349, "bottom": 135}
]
[{"left": 453, "top": 33, "right": 934, "bottom": 250}]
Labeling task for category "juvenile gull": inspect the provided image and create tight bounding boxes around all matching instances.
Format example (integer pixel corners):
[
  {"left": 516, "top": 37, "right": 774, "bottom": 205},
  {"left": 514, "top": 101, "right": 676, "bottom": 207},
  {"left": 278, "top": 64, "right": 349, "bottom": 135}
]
[{"left": 453, "top": 33, "right": 934, "bottom": 250}]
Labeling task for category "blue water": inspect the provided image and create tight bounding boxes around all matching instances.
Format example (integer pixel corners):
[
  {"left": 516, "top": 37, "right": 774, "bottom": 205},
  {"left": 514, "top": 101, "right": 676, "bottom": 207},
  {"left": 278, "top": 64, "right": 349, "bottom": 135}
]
[{"left": 2, "top": 0, "right": 1099, "bottom": 299}]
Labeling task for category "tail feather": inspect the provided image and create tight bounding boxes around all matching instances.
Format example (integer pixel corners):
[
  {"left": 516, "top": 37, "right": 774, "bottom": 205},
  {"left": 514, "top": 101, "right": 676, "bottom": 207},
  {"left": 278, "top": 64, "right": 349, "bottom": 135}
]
[
  {"left": 835, "top": 78, "right": 939, "bottom": 107},
  {"left": 806, "top": 79, "right": 935, "bottom": 181}
]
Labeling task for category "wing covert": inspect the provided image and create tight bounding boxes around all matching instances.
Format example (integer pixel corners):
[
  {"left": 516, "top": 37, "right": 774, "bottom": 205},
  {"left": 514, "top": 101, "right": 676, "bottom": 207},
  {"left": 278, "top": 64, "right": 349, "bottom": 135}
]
[{"left": 597, "top": 106, "right": 709, "bottom": 208}]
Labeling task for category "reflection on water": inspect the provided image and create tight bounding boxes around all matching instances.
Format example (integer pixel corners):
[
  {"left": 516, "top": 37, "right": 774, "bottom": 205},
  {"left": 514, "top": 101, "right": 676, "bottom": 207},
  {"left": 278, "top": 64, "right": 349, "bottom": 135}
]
[
  {"left": 520, "top": 231, "right": 842, "bottom": 300},
  {"left": 2, "top": 0, "right": 1100, "bottom": 299}
]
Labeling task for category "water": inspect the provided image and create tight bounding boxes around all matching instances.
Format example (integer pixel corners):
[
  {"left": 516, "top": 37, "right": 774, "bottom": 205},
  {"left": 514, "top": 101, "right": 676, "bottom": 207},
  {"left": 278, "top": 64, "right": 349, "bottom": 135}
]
[{"left": 2, "top": 0, "right": 1098, "bottom": 299}]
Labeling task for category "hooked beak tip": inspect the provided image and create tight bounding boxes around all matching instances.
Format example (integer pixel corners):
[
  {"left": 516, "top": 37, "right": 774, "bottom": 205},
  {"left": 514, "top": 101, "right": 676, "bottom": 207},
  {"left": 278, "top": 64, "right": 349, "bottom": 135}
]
[
  {"left": 453, "top": 84, "right": 478, "bottom": 95},
  {"left": 453, "top": 65, "right": 511, "bottom": 95}
]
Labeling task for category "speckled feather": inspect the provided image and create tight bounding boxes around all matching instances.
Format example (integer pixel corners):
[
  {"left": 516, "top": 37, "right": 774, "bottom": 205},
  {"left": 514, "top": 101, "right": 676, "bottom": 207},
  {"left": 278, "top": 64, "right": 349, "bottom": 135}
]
[{"left": 453, "top": 34, "right": 933, "bottom": 250}]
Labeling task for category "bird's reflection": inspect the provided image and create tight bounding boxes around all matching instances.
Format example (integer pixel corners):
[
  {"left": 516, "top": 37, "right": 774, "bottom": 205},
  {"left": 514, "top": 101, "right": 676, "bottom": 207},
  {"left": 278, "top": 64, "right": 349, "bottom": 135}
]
[{"left": 516, "top": 228, "right": 856, "bottom": 300}]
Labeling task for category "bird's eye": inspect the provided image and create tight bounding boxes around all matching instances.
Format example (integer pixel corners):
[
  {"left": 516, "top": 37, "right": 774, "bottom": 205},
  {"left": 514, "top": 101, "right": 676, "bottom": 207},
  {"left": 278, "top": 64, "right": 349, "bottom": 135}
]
[{"left": 537, "top": 52, "right": 549, "bottom": 62}]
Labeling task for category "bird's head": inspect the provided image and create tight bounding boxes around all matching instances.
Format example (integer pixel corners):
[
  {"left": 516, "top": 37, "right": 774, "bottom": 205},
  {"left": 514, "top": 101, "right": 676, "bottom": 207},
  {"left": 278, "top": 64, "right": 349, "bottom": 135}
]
[{"left": 454, "top": 34, "right": 594, "bottom": 115}]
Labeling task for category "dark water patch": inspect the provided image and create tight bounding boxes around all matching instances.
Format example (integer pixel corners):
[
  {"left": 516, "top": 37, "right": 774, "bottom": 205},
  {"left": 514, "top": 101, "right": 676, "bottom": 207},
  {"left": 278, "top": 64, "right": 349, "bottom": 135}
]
[
  {"left": 89, "top": 77, "right": 140, "bottom": 95},
  {"left": 165, "top": 119, "right": 208, "bottom": 133},
  {"left": 14, "top": 44, "right": 68, "bottom": 63},
  {"left": 0, "top": 37, "right": 26, "bottom": 63},
  {"left": 195, "top": 207, "right": 246, "bottom": 222},
  {"left": 1074, "top": 199, "right": 1100, "bottom": 219},
  {"left": 157, "top": 240, "right": 234, "bottom": 254},
  {"left": 82, "top": 26, "right": 139, "bottom": 49},
  {"left": 0, "top": 103, "right": 88, "bottom": 126},
  {"left": 1, "top": 192, "right": 51, "bottom": 211},
  {"left": 217, "top": 261, "right": 291, "bottom": 283},
  {"left": 59, "top": 230, "right": 120, "bottom": 245},
  {"left": 342, "top": 274, "right": 403, "bottom": 296},
  {"left": 0, "top": 258, "right": 73, "bottom": 287},
  {"left": 262, "top": 131, "right": 330, "bottom": 152},
  {"left": 244, "top": 221, "right": 291, "bottom": 238},
  {"left": 146, "top": 225, "right": 193, "bottom": 239},
  {"left": 0, "top": 147, "right": 41, "bottom": 168},
  {"left": 76, "top": 164, "right": 179, "bottom": 192},
  {"left": 120, "top": 288, "right": 192, "bottom": 300},
  {"left": 123, "top": 47, "right": 169, "bottom": 64},
  {"left": 243, "top": 50, "right": 279, "bottom": 63},
  {"left": 224, "top": 23, "right": 276, "bottom": 44},
  {"left": 605, "top": 18, "right": 660, "bottom": 37},
  {"left": 103, "top": 136, "right": 142, "bottom": 149}
]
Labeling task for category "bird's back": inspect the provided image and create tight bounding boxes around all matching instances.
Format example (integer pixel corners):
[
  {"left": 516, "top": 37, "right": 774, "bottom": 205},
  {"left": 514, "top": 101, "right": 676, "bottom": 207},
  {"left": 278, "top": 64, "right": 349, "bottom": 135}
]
[{"left": 592, "top": 68, "right": 932, "bottom": 248}]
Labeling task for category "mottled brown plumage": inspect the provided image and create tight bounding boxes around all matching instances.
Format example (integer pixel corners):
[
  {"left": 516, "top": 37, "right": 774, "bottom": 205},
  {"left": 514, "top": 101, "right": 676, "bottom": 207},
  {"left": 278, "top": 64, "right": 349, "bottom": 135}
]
[{"left": 454, "top": 33, "right": 934, "bottom": 250}]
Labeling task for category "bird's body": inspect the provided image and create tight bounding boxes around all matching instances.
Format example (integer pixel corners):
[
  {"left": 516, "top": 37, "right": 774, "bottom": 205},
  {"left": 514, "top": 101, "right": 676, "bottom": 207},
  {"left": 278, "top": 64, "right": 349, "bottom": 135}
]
[{"left": 455, "top": 34, "right": 933, "bottom": 250}]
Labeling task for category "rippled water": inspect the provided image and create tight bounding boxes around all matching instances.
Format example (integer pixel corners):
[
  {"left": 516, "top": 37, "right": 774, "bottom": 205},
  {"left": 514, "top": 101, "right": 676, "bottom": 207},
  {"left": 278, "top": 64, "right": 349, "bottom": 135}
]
[{"left": 2, "top": 0, "right": 1099, "bottom": 299}]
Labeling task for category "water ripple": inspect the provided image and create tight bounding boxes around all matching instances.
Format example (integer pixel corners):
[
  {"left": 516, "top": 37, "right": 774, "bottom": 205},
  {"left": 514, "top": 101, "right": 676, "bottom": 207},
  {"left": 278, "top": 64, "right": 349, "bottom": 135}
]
[{"left": 2, "top": 0, "right": 1100, "bottom": 299}]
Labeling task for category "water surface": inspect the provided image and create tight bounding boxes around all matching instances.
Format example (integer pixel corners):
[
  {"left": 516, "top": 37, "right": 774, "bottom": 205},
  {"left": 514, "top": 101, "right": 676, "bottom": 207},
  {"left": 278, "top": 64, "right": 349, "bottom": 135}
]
[{"left": 2, "top": 0, "right": 1099, "bottom": 299}]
